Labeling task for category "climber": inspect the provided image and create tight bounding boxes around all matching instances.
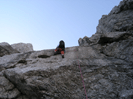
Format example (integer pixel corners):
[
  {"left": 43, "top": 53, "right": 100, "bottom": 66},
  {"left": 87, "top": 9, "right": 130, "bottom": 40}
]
[{"left": 54, "top": 40, "right": 65, "bottom": 58}]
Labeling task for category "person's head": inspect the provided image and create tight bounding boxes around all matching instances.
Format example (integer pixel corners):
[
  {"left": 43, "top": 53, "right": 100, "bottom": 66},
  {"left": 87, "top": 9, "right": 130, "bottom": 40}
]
[{"left": 59, "top": 40, "right": 65, "bottom": 47}]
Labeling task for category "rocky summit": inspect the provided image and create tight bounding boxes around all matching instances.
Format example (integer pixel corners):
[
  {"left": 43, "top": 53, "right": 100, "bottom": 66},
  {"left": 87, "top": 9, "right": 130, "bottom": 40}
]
[{"left": 0, "top": 0, "right": 133, "bottom": 99}]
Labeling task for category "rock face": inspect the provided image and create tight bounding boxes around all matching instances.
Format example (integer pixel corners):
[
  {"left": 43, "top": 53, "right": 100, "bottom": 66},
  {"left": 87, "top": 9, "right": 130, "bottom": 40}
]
[
  {"left": 97, "top": 0, "right": 133, "bottom": 34},
  {"left": 1, "top": 44, "right": 133, "bottom": 99},
  {"left": 79, "top": 0, "right": 133, "bottom": 46},
  {"left": 0, "top": 0, "right": 133, "bottom": 99},
  {"left": 11, "top": 43, "right": 33, "bottom": 53},
  {"left": 0, "top": 42, "right": 19, "bottom": 57}
]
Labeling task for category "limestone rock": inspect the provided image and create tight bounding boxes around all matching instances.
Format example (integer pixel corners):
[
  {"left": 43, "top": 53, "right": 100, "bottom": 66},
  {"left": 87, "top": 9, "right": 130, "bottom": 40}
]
[
  {"left": 96, "top": 10, "right": 133, "bottom": 34},
  {"left": 0, "top": 0, "right": 133, "bottom": 99},
  {"left": 78, "top": 36, "right": 91, "bottom": 46},
  {"left": 0, "top": 76, "right": 20, "bottom": 99},
  {"left": 109, "top": 0, "right": 133, "bottom": 15},
  {"left": 79, "top": 0, "right": 133, "bottom": 46},
  {"left": 96, "top": 0, "right": 133, "bottom": 34},
  {"left": 11, "top": 43, "right": 33, "bottom": 53},
  {"left": 119, "top": 89, "right": 133, "bottom": 99},
  {"left": 0, "top": 45, "right": 132, "bottom": 99},
  {"left": 0, "top": 42, "right": 19, "bottom": 57}
]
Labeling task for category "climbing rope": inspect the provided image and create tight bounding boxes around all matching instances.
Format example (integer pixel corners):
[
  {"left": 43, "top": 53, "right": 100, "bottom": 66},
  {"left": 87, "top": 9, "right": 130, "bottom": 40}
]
[
  {"left": 77, "top": 54, "right": 88, "bottom": 99},
  {"left": 67, "top": 49, "right": 88, "bottom": 99}
]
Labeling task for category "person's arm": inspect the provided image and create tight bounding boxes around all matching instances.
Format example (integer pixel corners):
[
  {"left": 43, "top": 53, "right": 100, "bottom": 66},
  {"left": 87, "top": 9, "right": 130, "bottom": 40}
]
[{"left": 54, "top": 45, "right": 59, "bottom": 52}]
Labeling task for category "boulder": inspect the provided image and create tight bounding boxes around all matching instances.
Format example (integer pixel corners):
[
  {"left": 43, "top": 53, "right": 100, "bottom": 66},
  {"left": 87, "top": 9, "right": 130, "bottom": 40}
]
[
  {"left": 0, "top": 42, "right": 19, "bottom": 57},
  {"left": 78, "top": 36, "right": 91, "bottom": 46},
  {"left": 11, "top": 43, "right": 34, "bottom": 53}
]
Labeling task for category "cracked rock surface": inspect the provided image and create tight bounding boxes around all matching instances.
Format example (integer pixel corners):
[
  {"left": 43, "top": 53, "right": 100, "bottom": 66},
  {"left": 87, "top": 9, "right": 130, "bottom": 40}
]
[
  {"left": 0, "top": 42, "right": 19, "bottom": 57},
  {"left": 1, "top": 45, "right": 133, "bottom": 99}
]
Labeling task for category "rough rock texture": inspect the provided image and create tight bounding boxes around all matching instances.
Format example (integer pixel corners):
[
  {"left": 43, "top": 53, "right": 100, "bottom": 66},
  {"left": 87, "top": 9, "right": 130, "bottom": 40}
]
[
  {"left": 0, "top": 0, "right": 133, "bottom": 99},
  {"left": 79, "top": 0, "right": 133, "bottom": 46},
  {"left": 1, "top": 46, "right": 132, "bottom": 99},
  {"left": 0, "top": 42, "right": 133, "bottom": 99},
  {"left": 11, "top": 43, "right": 33, "bottom": 53},
  {"left": 76, "top": 0, "right": 133, "bottom": 98},
  {"left": 78, "top": 36, "right": 91, "bottom": 46},
  {"left": 0, "top": 42, "right": 19, "bottom": 57},
  {"left": 97, "top": 0, "right": 133, "bottom": 34}
]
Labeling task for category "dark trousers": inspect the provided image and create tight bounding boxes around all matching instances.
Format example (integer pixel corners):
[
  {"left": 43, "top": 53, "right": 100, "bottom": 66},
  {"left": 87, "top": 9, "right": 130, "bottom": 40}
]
[{"left": 54, "top": 48, "right": 64, "bottom": 55}]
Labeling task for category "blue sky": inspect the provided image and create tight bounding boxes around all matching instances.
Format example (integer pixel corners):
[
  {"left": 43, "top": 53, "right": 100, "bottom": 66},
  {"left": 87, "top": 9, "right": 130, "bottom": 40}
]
[{"left": 0, "top": 0, "right": 122, "bottom": 51}]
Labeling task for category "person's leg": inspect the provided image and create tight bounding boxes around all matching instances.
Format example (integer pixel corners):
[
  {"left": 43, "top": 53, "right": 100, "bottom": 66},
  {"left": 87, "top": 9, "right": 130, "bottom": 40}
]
[
  {"left": 54, "top": 49, "right": 61, "bottom": 55},
  {"left": 61, "top": 51, "right": 64, "bottom": 58},
  {"left": 54, "top": 48, "right": 64, "bottom": 58}
]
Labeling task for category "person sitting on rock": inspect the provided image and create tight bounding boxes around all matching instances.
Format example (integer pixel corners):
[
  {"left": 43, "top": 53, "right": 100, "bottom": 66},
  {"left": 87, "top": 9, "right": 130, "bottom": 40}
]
[{"left": 54, "top": 40, "right": 65, "bottom": 58}]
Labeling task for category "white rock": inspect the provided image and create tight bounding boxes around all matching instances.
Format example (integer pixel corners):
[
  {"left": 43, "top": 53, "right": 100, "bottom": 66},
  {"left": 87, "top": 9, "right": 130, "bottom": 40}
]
[{"left": 11, "top": 43, "right": 33, "bottom": 53}]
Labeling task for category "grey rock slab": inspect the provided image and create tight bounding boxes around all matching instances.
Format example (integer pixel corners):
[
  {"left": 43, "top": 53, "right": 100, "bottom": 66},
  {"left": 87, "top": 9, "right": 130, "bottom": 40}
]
[
  {"left": 103, "top": 38, "right": 133, "bottom": 62},
  {"left": 119, "top": 89, "right": 133, "bottom": 99},
  {"left": 0, "top": 44, "right": 132, "bottom": 99},
  {"left": 1, "top": 46, "right": 107, "bottom": 99},
  {"left": 0, "top": 42, "right": 19, "bottom": 57},
  {"left": 11, "top": 43, "right": 34, "bottom": 53},
  {"left": 0, "top": 76, "right": 20, "bottom": 99}
]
